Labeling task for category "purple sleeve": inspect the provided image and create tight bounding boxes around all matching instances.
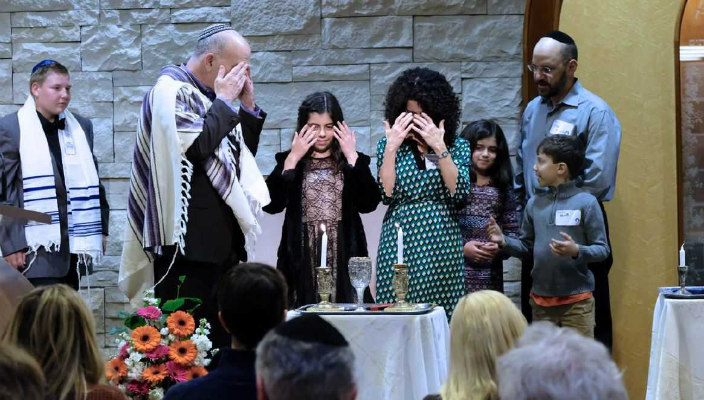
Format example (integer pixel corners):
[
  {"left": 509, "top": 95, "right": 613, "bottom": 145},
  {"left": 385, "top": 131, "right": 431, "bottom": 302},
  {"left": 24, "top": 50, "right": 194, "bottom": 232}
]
[
  {"left": 239, "top": 102, "right": 262, "bottom": 119},
  {"left": 214, "top": 97, "right": 262, "bottom": 119}
]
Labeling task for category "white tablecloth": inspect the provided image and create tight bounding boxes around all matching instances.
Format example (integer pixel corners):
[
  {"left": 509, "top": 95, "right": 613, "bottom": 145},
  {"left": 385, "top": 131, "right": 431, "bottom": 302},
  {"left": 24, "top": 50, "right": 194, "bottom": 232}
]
[
  {"left": 646, "top": 287, "right": 704, "bottom": 400},
  {"left": 288, "top": 307, "right": 450, "bottom": 400}
]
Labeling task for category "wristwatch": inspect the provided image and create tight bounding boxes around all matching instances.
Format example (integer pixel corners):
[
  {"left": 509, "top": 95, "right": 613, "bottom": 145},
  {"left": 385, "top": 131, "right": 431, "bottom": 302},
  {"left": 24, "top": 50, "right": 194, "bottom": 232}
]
[{"left": 437, "top": 150, "right": 450, "bottom": 159}]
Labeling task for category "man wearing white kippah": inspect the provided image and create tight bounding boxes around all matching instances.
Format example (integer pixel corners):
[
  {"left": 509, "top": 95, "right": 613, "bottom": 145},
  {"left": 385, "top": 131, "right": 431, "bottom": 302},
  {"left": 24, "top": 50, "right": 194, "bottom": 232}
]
[
  {"left": 0, "top": 60, "right": 109, "bottom": 289},
  {"left": 119, "top": 24, "right": 270, "bottom": 348}
]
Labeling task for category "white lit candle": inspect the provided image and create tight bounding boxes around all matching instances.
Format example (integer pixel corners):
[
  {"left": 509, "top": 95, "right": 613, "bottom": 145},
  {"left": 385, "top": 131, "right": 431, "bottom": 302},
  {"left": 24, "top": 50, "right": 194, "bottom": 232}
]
[
  {"left": 680, "top": 243, "right": 686, "bottom": 267},
  {"left": 395, "top": 222, "right": 403, "bottom": 264},
  {"left": 320, "top": 224, "right": 327, "bottom": 268}
]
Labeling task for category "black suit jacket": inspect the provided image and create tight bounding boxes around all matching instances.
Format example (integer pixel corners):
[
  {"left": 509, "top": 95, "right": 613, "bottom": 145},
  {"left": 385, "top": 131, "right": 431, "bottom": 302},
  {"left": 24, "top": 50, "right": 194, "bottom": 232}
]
[
  {"left": 0, "top": 111, "right": 109, "bottom": 278},
  {"left": 163, "top": 349, "right": 256, "bottom": 400},
  {"left": 180, "top": 99, "right": 266, "bottom": 265}
]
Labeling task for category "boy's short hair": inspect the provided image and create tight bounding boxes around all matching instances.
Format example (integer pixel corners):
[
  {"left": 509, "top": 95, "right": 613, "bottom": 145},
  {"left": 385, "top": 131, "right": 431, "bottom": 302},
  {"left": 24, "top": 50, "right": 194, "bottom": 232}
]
[
  {"left": 217, "top": 263, "right": 288, "bottom": 350},
  {"left": 537, "top": 135, "right": 585, "bottom": 179},
  {"left": 28, "top": 60, "right": 69, "bottom": 91}
]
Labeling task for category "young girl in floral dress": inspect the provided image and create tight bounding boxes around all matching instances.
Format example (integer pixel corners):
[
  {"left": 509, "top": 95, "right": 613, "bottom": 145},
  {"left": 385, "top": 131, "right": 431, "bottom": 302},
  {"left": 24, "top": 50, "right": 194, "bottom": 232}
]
[{"left": 458, "top": 120, "right": 520, "bottom": 293}]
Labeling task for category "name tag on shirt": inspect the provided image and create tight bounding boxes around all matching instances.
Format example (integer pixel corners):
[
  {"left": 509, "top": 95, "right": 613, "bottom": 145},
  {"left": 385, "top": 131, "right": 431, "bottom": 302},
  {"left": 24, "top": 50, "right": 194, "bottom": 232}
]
[
  {"left": 61, "top": 129, "right": 77, "bottom": 156},
  {"left": 549, "top": 120, "right": 576, "bottom": 136},
  {"left": 424, "top": 154, "right": 439, "bottom": 170},
  {"left": 555, "top": 210, "right": 581, "bottom": 226}
]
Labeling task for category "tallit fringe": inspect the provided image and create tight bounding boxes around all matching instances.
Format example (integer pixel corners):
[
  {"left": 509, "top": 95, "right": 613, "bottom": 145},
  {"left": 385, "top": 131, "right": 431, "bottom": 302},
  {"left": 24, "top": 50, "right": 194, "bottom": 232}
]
[
  {"left": 176, "top": 155, "right": 194, "bottom": 254},
  {"left": 149, "top": 153, "right": 194, "bottom": 293}
]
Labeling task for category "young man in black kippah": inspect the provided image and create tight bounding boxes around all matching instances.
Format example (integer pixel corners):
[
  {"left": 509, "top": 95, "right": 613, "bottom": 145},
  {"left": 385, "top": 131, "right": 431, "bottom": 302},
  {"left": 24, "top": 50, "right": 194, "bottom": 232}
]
[
  {"left": 164, "top": 262, "right": 288, "bottom": 400},
  {"left": 256, "top": 314, "right": 358, "bottom": 400},
  {"left": 0, "top": 60, "right": 109, "bottom": 289},
  {"left": 516, "top": 30, "right": 621, "bottom": 350}
]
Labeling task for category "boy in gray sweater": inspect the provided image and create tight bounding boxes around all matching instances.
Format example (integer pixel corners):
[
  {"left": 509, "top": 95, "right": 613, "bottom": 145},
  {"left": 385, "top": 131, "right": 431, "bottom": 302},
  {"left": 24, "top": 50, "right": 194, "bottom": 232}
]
[{"left": 487, "top": 135, "right": 609, "bottom": 337}]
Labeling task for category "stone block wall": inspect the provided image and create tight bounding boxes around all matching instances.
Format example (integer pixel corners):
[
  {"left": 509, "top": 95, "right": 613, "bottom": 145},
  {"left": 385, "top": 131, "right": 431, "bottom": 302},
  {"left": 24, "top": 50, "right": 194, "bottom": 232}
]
[{"left": 0, "top": 0, "right": 525, "bottom": 354}]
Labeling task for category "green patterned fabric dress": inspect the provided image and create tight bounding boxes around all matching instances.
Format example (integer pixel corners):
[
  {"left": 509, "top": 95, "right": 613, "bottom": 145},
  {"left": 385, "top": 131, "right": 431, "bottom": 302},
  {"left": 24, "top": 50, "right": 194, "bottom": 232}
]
[{"left": 375, "top": 137, "right": 471, "bottom": 318}]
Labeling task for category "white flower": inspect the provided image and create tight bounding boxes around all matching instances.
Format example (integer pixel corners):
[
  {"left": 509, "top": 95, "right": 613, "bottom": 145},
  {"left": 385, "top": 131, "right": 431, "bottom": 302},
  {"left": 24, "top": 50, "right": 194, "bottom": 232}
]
[
  {"left": 149, "top": 387, "right": 164, "bottom": 400},
  {"left": 191, "top": 334, "right": 213, "bottom": 353},
  {"left": 127, "top": 352, "right": 143, "bottom": 364},
  {"left": 160, "top": 328, "right": 169, "bottom": 336},
  {"left": 126, "top": 361, "right": 145, "bottom": 381}
]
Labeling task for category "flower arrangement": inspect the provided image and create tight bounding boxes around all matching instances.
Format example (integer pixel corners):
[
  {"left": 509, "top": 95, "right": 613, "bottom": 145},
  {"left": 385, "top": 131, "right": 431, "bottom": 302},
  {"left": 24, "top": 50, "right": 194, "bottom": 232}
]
[{"left": 106, "top": 277, "right": 216, "bottom": 400}]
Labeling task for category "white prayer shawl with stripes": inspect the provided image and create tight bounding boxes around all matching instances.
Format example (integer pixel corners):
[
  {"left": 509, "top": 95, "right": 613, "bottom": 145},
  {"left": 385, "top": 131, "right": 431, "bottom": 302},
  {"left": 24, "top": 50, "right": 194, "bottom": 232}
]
[
  {"left": 17, "top": 95, "right": 102, "bottom": 263},
  {"left": 119, "top": 72, "right": 269, "bottom": 306}
]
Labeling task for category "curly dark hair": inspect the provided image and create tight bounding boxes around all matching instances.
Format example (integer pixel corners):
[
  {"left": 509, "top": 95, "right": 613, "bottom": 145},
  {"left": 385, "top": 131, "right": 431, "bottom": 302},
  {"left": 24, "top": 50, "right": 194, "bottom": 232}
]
[{"left": 383, "top": 67, "right": 461, "bottom": 148}]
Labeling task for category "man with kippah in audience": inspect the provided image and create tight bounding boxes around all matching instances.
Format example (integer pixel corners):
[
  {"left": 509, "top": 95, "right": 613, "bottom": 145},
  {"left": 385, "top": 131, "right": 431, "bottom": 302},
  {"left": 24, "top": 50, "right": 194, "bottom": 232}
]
[
  {"left": 256, "top": 314, "right": 357, "bottom": 400},
  {"left": 164, "top": 262, "right": 288, "bottom": 400}
]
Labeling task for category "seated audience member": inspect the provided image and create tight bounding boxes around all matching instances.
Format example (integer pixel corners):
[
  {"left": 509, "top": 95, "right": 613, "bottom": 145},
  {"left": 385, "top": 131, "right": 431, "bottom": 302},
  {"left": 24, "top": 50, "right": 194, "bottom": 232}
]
[
  {"left": 0, "top": 343, "right": 45, "bottom": 400},
  {"left": 496, "top": 322, "right": 627, "bottom": 400},
  {"left": 164, "top": 263, "right": 288, "bottom": 400},
  {"left": 424, "top": 290, "right": 527, "bottom": 400},
  {"left": 0, "top": 260, "right": 33, "bottom": 335},
  {"left": 3, "top": 284, "right": 126, "bottom": 400},
  {"left": 256, "top": 314, "right": 357, "bottom": 400}
]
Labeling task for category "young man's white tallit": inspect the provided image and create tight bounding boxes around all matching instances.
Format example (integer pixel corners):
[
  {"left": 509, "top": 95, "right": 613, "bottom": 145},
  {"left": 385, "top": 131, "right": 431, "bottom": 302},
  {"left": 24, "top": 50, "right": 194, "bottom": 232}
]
[
  {"left": 119, "top": 67, "right": 269, "bottom": 306},
  {"left": 17, "top": 95, "right": 103, "bottom": 269}
]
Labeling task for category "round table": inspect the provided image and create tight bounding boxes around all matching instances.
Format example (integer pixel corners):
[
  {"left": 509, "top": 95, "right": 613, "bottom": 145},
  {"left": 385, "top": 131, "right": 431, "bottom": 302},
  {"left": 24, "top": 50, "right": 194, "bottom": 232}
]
[
  {"left": 287, "top": 307, "right": 450, "bottom": 400},
  {"left": 647, "top": 287, "right": 704, "bottom": 399}
]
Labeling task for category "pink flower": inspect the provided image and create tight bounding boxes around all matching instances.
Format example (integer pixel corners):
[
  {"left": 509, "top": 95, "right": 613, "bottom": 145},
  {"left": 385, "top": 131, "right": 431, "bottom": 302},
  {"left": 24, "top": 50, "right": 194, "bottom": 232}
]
[
  {"left": 145, "top": 345, "right": 169, "bottom": 361},
  {"left": 118, "top": 343, "right": 130, "bottom": 359},
  {"left": 137, "top": 306, "right": 162, "bottom": 321},
  {"left": 126, "top": 380, "right": 150, "bottom": 397},
  {"left": 166, "top": 361, "right": 188, "bottom": 383}
]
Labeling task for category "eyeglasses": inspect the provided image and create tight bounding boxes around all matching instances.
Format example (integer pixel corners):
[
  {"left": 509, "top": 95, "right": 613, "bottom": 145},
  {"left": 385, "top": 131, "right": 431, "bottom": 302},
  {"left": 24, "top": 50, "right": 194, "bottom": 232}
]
[
  {"left": 31, "top": 59, "right": 57, "bottom": 74},
  {"left": 526, "top": 64, "right": 559, "bottom": 75}
]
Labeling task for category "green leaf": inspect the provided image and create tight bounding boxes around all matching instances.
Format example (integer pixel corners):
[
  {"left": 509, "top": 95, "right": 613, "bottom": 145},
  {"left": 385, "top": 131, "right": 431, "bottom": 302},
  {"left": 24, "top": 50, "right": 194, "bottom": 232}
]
[
  {"left": 108, "top": 327, "right": 128, "bottom": 335},
  {"left": 161, "top": 298, "right": 185, "bottom": 312},
  {"left": 179, "top": 297, "right": 202, "bottom": 305},
  {"left": 186, "top": 303, "right": 202, "bottom": 314},
  {"left": 124, "top": 315, "right": 147, "bottom": 330}
]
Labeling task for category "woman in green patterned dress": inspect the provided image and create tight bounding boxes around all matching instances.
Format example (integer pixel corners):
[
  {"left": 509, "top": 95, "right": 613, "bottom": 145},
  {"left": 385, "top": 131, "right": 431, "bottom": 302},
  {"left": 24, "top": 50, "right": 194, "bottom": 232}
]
[{"left": 376, "top": 67, "right": 470, "bottom": 317}]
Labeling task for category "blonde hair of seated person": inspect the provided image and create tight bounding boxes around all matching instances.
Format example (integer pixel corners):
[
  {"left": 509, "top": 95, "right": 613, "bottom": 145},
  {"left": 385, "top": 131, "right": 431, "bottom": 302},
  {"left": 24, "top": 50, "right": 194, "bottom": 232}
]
[
  {"left": 3, "top": 284, "right": 104, "bottom": 400},
  {"left": 0, "top": 343, "right": 46, "bottom": 400},
  {"left": 441, "top": 290, "right": 527, "bottom": 400}
]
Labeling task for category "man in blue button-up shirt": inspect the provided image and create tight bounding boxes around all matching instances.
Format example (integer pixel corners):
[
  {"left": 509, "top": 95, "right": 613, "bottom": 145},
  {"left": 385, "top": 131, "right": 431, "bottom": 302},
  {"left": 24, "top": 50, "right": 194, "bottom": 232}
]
[{"left": 516, "top": 30, "right": 621, "bottom": 350}]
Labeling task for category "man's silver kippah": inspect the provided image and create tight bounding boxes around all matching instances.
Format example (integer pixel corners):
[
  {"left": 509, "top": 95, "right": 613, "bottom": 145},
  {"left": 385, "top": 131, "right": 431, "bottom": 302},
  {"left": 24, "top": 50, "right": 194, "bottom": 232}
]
[{"left": 198, "top": 24, "right": 234, "bottom": 41}]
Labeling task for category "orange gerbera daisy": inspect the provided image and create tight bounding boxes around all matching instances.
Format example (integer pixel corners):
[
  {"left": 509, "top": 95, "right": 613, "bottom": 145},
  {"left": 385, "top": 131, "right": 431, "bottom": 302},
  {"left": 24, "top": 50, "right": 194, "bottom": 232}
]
[
  {"left": 131, "top": 325, "right": 162, "bottom": 353},
  {"left": 105, "top": 357, "right": 127, "bottom": 382},
  {"left": 185, "top": 366, "right": 208, "bottom": 381},
  {"left": 142, "top": 363, "right": 168, "bottom": 385},
  {"left": 169, "top": 340, "right": 197, "bottom": 366},
  {"left": 167, "top": 311, "right": 195, "bottom": 337}
]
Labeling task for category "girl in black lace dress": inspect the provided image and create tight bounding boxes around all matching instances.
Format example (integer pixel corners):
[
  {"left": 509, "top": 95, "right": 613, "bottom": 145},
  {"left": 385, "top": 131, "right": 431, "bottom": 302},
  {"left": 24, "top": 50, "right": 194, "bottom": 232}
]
[{"left": 264, "top": 92, "right": 380, "bottom": 307}]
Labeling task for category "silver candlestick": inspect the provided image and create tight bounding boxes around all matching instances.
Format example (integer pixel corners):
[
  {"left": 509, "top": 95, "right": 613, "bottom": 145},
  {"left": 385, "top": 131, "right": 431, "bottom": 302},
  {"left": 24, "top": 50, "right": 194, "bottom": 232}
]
[{"left": 678, "top": 265, "right": 692, "bottom": 295}]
